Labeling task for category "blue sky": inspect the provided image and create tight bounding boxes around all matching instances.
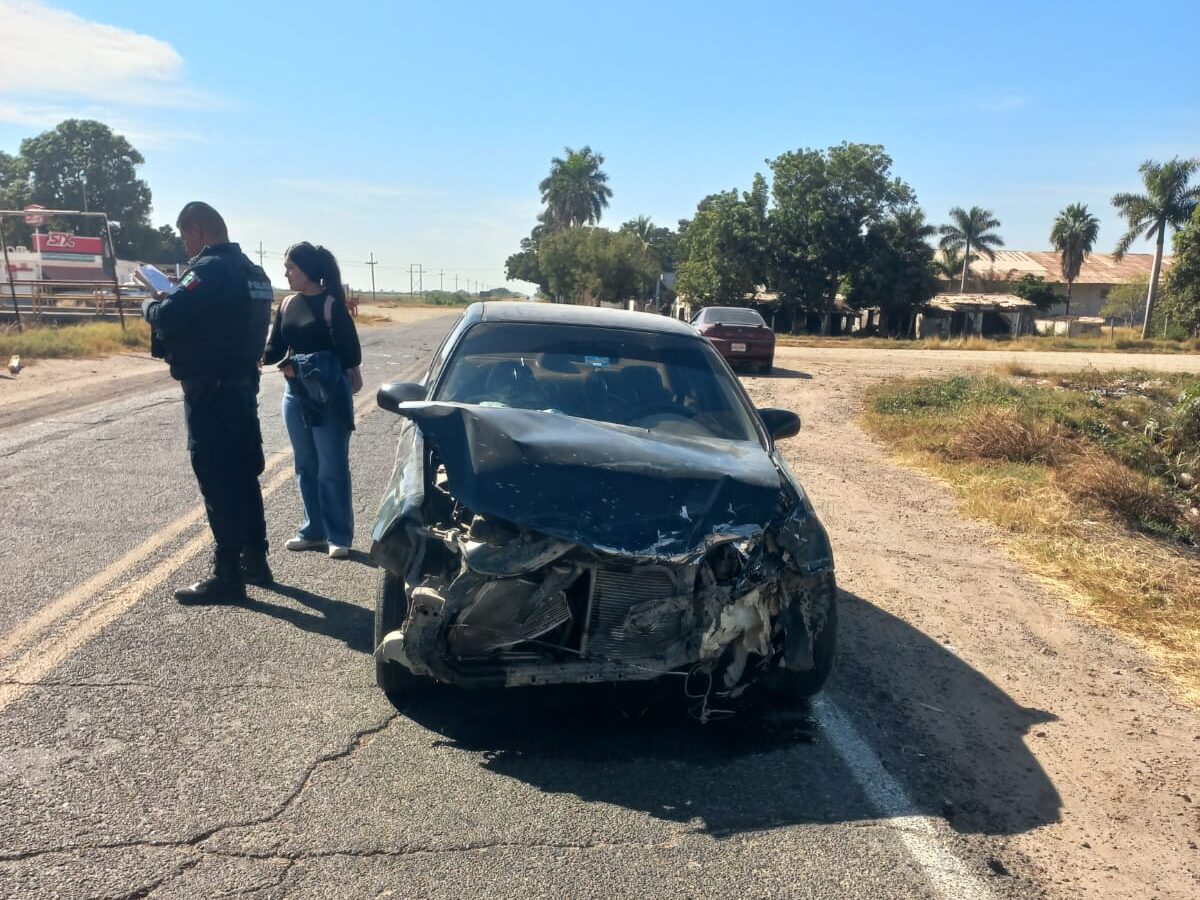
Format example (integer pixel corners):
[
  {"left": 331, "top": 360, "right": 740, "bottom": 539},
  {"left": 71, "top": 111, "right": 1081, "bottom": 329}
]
[{"left": 1, "top": 0, "right": 1197, "bottom": 291}]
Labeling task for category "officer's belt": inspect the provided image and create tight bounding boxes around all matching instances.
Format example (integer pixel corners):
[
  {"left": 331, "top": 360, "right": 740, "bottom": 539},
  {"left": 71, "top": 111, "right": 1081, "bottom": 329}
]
[{"left": 181, "top": 375, "right": 256, "bottom": 393}]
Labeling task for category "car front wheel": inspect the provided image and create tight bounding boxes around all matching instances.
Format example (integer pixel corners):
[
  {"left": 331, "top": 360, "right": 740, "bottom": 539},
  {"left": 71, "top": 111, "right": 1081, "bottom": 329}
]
[
  {"left": 374, "top": 569, "right": 433, "bottom": 698},
  {"left": 764, "top": 579, "right": 837, "bottom": 700}
]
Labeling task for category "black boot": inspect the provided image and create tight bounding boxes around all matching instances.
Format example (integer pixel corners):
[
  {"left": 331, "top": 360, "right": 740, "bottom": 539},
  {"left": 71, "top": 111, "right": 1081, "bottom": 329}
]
[
  {"left": 241, "top": 550, "right": 274, "bottom": 587},
  {"left": 175, "top": 555, "right": 246, "bottom": 604}
]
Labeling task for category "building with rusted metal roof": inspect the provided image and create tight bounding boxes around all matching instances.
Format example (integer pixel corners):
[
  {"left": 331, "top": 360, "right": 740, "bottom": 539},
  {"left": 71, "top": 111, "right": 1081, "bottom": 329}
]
[{"left": 937, "top": 251, "right": 1169, "bottom": 318}]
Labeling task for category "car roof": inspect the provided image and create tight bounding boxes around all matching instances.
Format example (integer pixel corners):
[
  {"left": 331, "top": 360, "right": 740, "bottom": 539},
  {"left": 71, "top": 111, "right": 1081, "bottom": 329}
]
[{"left": 472, "top": 301, "right": 699, "bottom": 337}]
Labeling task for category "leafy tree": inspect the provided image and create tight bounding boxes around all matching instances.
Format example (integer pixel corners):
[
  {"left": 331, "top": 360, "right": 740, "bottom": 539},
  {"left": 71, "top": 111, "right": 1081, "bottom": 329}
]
[
  {"left": 1112, "top": 157, "right": 1200, "bottom": 338},
  {"left": 1160, "top": 208, "right": 1200, "bottom": 335},
  {"left": 123, "top": 223, "right": 187, "bottom": 264},
  {"left": 538, "top": 228, "right": 659, "bottom": 304},
  {"left": 1102, "top": 275, "right": 1150, "bottom": 327},
  {"left": 675, "top": 183, "right": 768, "bottom": 307},
  {"left": 620, "top": 216, "right": 683, "bottom": 279},
  {"left": 1050, "top": 203, "right": 1100, "bottom": 317},
  {"left": 846, "top": 206, "right": 938, "bottom": 335},
  {"left": 538, "top": 146, "right": 612, "bottom": 232},
  {"left": 768, "top": 143, "right": 914, "bottom": 333},
  {"left": 938, "top": 206, "right": 1004, "bottom": 292},
  {"left": 504, "top": 234, "right": 546, "bottom": 291},
  {"left": 1011, "top": 274, "right": 1062, "bottom": 312},
  {"left": 19, "top": 120, "right": 152, "bottom": 252}
]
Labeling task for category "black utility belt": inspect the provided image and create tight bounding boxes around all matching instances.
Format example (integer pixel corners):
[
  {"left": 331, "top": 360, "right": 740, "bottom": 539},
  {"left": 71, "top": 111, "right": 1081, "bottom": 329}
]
[{"left": 181, "top": 375, "right": 256, "bottom": 392}]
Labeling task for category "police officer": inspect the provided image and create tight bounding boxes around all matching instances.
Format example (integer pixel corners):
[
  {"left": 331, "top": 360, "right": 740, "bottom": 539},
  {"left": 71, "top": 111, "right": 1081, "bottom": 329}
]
[{"left": 143, "top": 202, "right": 274, "bottom": 602}]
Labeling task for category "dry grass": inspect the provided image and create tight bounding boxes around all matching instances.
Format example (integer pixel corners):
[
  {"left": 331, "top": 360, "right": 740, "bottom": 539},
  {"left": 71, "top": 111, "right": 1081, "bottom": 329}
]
[
  {"left": 945, "top": 408, "right": 1068, "bottom": 464},
  {"left": 864, "top": 372, "right": 1200, "bottom": 701},
  {"left": 1056, "top": 450, "right": 1183, "bottom": 532},
  {"left": 0, "top": 320, "right": 151, "bottom": 360}
]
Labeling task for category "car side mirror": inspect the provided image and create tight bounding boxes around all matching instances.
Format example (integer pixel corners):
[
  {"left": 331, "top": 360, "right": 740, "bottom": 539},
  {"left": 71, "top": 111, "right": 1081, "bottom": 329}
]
[
  {"left": 377, "top": 381, "right": 426, "bottom": 414},
  {"left": 758, "top": 407, "right": 800, "bottom": 440}
]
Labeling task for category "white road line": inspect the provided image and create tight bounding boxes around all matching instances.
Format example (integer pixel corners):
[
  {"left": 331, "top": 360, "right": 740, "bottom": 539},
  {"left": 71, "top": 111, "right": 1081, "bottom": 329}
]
[
  {"left": 0, "top": 366, "right": 421, "bottom": 713},
  {"left": 814, "top": 697, "right": 999, "bottom": 900}
]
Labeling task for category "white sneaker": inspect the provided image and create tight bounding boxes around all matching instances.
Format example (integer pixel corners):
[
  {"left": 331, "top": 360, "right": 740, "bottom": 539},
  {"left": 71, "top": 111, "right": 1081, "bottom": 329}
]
[
  {"left": 285, "top": 537, "right": 328, "bottom": 552},
  {"left": 328, "top": 544, "right": 350, "bottom": 559}
]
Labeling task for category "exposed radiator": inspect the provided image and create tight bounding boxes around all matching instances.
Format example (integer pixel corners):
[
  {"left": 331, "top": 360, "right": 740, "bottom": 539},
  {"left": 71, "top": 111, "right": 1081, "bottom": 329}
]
[{"left": 585, "top": 566, "right": 686, "bottom": 659}]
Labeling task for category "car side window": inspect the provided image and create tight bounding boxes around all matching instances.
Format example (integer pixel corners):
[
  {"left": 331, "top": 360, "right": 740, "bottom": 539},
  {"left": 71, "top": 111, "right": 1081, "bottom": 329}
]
[{"left": 423, "top": 313, "right": 468, "bottom": 386}]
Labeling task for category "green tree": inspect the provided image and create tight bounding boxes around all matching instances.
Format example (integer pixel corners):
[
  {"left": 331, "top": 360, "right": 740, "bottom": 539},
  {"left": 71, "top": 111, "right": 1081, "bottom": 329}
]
[
  {"left": 123, "top": 223, "right": 187, "bottom": 264},
  {"left": 1112, "top": 157, "right": 1200, "bottom": 338},
  {"left": 768, "top": 143, "right": 914, "bottom": 333},
  {"left": 1050, "top": 202, "right": 1100, "bottom": 317},
  {"left": 675, "top": 183, "right": 768, "bottom": 307},
  {"left": 538, "top": 146, "right": 613, "bottom": 232},
  {"left": 619, "top": 216, "right": 683, "bottom": 286},
  {"left": 538, "top": 228, "right": 659, "bottom": 304},
  {"left": 1160, "top": 208, "right": 1200, "bottom": 335},
  {"left": 504, "top": 234, "right": 546, "bottom": 292},
  {"left": 19, "top": 120, "right": 153, "bottom": 253},
  {"left": 1102, "top": 275, "right": 1150, "bottom": 327},
  {"left": 846, "top": 206, "right": 938, "bottom": 335},
  {"left": 938, "top": 206, "right": 1004, "bottom": 292},
  {"left": 1011, "top": 274, "right": 1062, "bottom": 312}
]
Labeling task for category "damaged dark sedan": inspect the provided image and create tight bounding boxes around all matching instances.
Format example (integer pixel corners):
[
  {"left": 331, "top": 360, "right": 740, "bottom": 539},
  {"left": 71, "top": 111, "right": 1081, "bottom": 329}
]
[{"left": 370, "top": 302, "right": 836, "bottom": 718}]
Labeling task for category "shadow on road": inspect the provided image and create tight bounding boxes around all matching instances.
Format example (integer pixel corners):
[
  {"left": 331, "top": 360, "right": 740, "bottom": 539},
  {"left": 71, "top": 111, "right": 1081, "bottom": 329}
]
[
  {"left": 243, "top": 583, "right": 374, "bottom": 654},
  {"left": 394, "top": 588, "right": 1061, "bottom": 839}
]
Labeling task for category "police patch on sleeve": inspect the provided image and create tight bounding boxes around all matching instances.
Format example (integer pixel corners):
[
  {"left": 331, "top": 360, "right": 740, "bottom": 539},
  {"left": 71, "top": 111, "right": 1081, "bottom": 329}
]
[{"left": 180, "top": 271, "right": 201, "bottom": 290}]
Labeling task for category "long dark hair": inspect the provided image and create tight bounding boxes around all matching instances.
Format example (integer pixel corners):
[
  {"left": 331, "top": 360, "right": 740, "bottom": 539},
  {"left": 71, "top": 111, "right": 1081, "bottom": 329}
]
[{"left": 285, "top": 242, "right": 346, "bottom": 305}]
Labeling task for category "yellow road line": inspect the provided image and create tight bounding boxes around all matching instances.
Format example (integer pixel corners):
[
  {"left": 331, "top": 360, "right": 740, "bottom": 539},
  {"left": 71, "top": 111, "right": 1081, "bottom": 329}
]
[{"left": 0, "top": 366, "right": 421, "bottom": 713}]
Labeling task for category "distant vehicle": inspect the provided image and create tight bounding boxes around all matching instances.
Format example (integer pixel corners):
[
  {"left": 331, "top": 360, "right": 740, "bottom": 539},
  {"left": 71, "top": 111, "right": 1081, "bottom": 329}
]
[
  {"left": 369, "top": 302, "right": 835, "bottom": 717},
  {"left": 691, "top": 306, "right": 775, "bottom": 374}
]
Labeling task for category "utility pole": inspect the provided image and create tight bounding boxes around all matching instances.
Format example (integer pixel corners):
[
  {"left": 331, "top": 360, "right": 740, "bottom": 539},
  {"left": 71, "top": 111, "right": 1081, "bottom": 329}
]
[
  {"left": 409, "top": 263, "right": 425, "bottom": 300},
  {"left": 257, "top": 241, "right": 265, "bottom": 268},
  {"left": 454, "top": 273, "right": 458, "bottom": 292},
  {"left": 366, "top": 253, "right": 378, "bottom": 301},
  {"left": 439, "top": 269, "right": 444, "bottom": 292}
]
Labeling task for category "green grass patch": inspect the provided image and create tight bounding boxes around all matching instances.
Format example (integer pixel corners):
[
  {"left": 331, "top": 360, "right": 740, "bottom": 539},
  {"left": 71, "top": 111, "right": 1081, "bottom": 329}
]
[
  {"left": 864, "top": 369, "right": 1200, "bottom": 701},
  {"left": 0, "top": 320, "right": 151, "bottom": 360}
]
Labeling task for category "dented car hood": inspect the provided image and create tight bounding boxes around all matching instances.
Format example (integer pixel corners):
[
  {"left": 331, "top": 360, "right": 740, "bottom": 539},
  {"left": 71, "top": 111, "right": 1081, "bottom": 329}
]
[{"left": 392, "top": 402, "right": 784, "bottom": 559}]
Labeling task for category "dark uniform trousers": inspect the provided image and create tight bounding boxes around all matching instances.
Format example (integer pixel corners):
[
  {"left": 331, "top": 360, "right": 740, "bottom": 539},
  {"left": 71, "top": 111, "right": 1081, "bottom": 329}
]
[{"left": 182, "top": 374, "right": 268, "bottom": 569}]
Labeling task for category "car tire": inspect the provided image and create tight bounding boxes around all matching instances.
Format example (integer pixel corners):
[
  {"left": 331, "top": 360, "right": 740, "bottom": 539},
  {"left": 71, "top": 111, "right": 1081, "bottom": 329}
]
[
  {"left": 374, "top": 569, "right": 433, "bottom": 698},
  {"left": 764, "top": 581, "right": 837, "bottom": 700}
]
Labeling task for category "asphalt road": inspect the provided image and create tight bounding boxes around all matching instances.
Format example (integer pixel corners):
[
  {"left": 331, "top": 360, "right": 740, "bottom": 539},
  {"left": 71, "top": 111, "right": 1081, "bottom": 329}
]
[{"left": 1, "top": 320, "right": 1058, "bottom": 899}]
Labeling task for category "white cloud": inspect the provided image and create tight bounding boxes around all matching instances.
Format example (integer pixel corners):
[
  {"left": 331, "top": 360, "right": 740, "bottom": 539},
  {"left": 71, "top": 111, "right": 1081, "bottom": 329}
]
[{"left": 0, "top": 0, "right": 215, "bottom": 123}]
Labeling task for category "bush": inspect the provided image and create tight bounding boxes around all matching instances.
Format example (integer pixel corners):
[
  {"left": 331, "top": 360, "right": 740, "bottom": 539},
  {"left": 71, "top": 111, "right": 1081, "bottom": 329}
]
[
  {"left": 946, "top": 408, "right": 1068, "bottom": 464},
  {"left": 1056, "top": 450, "right": 1189, "bottom": 540}
]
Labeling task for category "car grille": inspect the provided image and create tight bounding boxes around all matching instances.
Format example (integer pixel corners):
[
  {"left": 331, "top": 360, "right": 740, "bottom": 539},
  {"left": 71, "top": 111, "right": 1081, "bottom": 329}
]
[{"left": 585, "top": 566, "right": 685, "bottom": 660}]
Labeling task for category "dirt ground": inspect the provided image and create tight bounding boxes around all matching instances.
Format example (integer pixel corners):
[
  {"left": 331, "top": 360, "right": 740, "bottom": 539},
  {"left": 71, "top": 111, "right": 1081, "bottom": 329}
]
[{"left": 744, "top": 345, "right": 1200, "bottom": 900}]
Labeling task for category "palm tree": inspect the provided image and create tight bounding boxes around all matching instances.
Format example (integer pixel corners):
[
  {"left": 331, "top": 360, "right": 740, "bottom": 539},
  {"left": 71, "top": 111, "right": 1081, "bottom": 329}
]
[
  {"left": 934, "top": 246, "right": 974, "bottom": 288},
  {"left": 538, "top": 146, "right": 613, "bottom": 232},
  {"left": 1050, "top": 203, "right": 1100, "bottom": 318},
  {"left": 938, "top": 206, "right": 1005, "bottom": 292},
  {"left": 1112, "top": 157, "right": 1200, "bottom": 338}
]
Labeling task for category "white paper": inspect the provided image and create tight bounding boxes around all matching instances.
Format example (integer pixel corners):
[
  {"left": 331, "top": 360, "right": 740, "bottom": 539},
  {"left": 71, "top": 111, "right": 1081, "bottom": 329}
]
[{"left": 133, "top": 264, "right": 178, "bottom": 296}]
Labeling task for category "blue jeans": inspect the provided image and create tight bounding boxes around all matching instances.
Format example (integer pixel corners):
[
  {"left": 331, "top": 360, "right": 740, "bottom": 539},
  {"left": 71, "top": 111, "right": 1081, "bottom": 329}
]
[{"left": 283, "top": 384, "right": 353, "bottom": 547}]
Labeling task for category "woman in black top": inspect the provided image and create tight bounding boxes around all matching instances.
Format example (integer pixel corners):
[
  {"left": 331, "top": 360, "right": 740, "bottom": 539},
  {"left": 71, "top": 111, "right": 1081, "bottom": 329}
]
[{"left": 263, "top": 243, "right": 362, "bottom": 559}]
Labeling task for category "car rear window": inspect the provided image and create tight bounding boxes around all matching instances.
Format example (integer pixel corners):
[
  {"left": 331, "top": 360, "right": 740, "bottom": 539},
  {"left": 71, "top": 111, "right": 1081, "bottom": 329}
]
[
  {"left": 706, "top": 308, "right": 767, "bottom": 326},
  {"left": 436, "top": 322, "right": 762, "bottom": 443}
]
